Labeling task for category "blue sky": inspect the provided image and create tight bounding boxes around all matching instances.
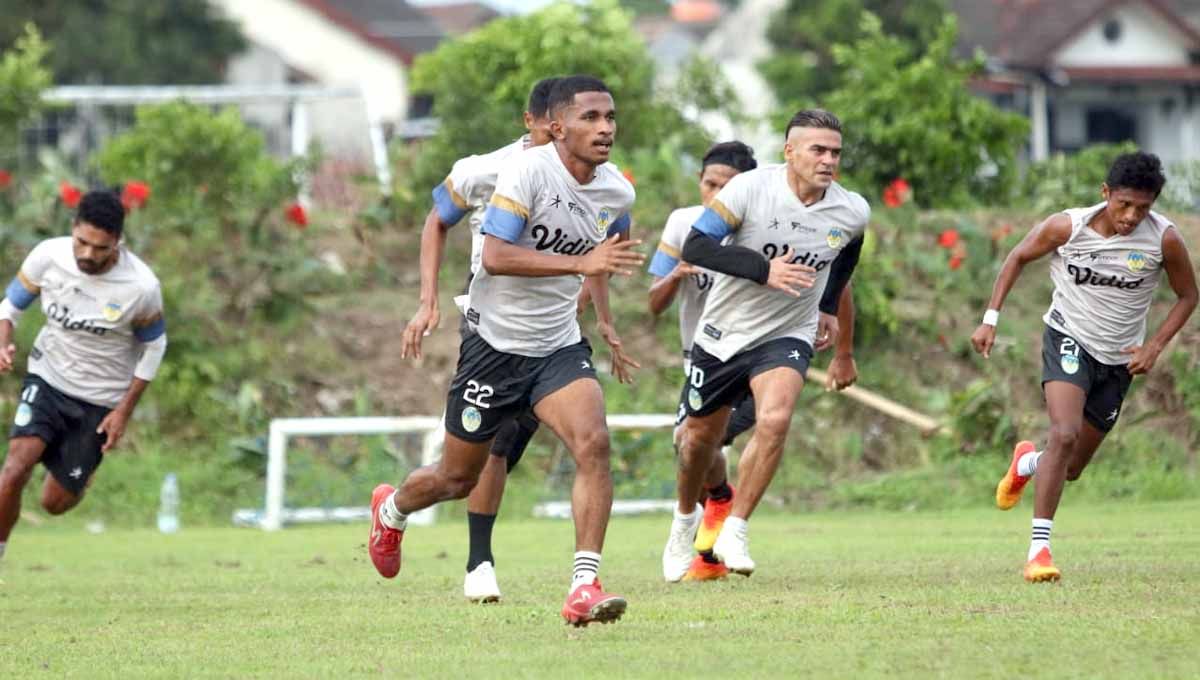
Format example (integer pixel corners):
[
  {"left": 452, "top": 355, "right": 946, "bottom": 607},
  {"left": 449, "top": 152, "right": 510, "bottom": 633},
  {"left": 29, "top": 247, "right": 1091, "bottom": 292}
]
[{"left": 409, "top": 0, "right": 560, "bottom": 14}]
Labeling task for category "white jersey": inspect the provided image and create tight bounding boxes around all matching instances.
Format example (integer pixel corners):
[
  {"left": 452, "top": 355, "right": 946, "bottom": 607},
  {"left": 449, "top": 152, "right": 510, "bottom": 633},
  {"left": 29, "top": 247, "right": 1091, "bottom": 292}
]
[
  {"left": 691, "top": 165, "right": 869, "bottom": 362},
  {"left": 648, "top": 205, "right": 713, "bottom": 356},
  {"left": 4, "top": 238, "right": 165, "bottom": 408},
  {"left": 1044, "top": 203, "right": 1174, "bottom": 365},
  {"left": 467, "top": 142, "right": 635, "bottom": 357},
  {"left": 432, "top": 136, "right": 529, "bottom": 275}
]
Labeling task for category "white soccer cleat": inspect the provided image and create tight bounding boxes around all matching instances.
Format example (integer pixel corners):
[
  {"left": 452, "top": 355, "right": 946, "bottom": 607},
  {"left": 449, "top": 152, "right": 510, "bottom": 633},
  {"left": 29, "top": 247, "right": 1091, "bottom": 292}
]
[
  {"left": 464, "top": 562, "right": 502, "bottom": 603},
  {"left": 662, "top": 504, "right": 702, "bottom": 582},
  {"left": 713, "top": 521, "right": 755, "bottom": 576}
]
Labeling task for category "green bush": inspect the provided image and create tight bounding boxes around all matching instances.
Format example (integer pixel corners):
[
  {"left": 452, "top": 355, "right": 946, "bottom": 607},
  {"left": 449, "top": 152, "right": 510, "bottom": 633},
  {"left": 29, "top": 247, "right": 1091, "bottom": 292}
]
[{"left": 1019, "top": 142, "right": 1138, "bottom": 214}]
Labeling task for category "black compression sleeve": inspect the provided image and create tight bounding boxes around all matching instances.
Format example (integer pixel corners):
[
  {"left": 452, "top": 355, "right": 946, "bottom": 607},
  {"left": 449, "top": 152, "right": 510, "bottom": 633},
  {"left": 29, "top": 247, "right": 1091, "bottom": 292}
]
[
  {"left": 681, "top": 229, "right": 770, "bottom": 284},
  {"left": 819, "top": 235, "right": 863, "bottom": 314}
]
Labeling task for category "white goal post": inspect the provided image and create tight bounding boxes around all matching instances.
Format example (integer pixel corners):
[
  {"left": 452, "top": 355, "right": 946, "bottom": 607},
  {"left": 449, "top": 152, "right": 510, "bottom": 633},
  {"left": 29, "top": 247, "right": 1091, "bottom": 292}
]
[{"left": 237, "top": 413, "right": 677, "bottom": 530}]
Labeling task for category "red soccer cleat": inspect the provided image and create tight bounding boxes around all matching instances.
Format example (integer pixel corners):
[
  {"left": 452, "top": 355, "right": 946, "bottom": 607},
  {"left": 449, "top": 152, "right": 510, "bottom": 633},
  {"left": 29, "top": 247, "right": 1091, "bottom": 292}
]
[
  {"left": 1023, "top": 546, "right": 1061, "bottom": 583},
  {"left": 368, "top": 483, "right": 403, "bottom": 578},
  {"left": 996, "top": 441, "right": 1036, "bottom": 510},
  {"left": 682, "top": 554, "right": 729, "bottom": 581},
  {"left": 561, "top": 579, "right": 627, "bottom": 627}
]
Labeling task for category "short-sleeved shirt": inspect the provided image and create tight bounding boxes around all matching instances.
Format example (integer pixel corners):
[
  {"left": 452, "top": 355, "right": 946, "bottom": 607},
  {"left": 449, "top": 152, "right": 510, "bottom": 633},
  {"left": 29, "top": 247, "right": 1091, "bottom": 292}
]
[
  {"left": 467, "top": 143, "right": 635, "bottom": 357},
  {"left": 1044, "top": 203, "right": 1174, "bottom": 365},
  {"left": 690, "top": 164, "right": 870, "bottom": 362},
  {"left": 431, "top": 136, "right": 528, "bottom": 275},
  {"left": 647, "top": 205, "right": 712, "bottom": 355},
  {"left": 5, "top": 237, "right": 165, "bottom": 407}
]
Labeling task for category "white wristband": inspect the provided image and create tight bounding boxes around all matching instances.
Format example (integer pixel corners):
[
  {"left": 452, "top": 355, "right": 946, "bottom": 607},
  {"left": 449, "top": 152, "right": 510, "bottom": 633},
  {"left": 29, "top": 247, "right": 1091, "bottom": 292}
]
[{"left": 982, "top": 309, "right": 999, "bottom": 327}]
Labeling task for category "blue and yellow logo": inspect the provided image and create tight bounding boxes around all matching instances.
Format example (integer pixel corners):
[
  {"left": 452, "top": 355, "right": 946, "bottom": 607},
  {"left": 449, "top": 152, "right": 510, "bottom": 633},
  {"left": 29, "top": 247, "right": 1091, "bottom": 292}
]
[
  {"left": 461, "top": 406, "right": 482, "bottom": 433},
  {"left": 596, "top": 208, "right": 612, "bottom": 235},
  {"left": 1126, "top": 251, "right": 1147, "bottom": 272},
  {"left": 826, "top": 227, "right": 845, "bottom": 250},
  {"left": 101, "top": 302, "right": 123, "bottom": 322}
]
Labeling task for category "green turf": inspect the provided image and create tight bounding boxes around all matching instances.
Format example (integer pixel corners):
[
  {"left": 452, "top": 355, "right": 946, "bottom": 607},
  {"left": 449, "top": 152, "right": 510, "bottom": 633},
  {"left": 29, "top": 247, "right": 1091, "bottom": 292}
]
[{"left": 2, "top": 501, "right": 1198, "bottom": 679}]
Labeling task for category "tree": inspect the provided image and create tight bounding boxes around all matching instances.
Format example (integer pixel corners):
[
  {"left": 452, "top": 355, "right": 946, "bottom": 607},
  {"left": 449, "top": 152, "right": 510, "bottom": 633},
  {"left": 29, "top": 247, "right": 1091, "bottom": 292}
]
[
  {"left": 759, "top": 0, "right": 945, "bottom": 108},
  {"left": 0, "top": 0, "right": 245, "bottom": 85},
  {"left": 825, "top": 13, "right": 1028, "bottom": 207},
  {"left": 0, "top": 24, "right": 50, "bottom": 151},
  {"left": 398, "top": 0, "right": 735, "bottom": 226}
]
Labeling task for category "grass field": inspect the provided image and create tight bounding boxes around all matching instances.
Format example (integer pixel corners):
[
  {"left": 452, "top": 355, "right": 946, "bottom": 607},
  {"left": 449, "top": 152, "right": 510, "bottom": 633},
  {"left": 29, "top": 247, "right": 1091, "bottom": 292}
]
[{"left": 2, "top": 500, "right": 1198, "bottom": 679}]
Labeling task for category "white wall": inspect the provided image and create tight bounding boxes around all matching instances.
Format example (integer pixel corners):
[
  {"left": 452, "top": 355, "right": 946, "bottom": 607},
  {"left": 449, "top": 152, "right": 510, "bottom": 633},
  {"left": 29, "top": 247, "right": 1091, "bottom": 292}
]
[
  {"left": 212, "top": 0, "right": 408, "bottom": 125},
  {"left": 1055, "top": 4, "right": 1192, "bottom": 67}
]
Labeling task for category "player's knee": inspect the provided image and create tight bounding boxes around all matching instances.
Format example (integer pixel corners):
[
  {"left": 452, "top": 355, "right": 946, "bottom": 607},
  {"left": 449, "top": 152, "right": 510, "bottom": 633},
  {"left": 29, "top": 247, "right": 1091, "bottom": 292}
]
[
  {"left": 40, "top": 493, "right": 77, "bottom": 515},
  {"left": 572, "top": 427, "right": 611, "bottom": 462},
  {"left": 1065, "top": 466, "right": 1085, "bottom": 482},
  {"left": 443, "top": 472, "right": 478, "bottom": 500},
  {"left": 754, "top": 409, "right": 791, "bottom": 446},
  {"left": 0, "top": 457, "right": 35, "bottom": 490},
  {"left": 1048, "top": 423, "right": 1079, "bottom": 452}
]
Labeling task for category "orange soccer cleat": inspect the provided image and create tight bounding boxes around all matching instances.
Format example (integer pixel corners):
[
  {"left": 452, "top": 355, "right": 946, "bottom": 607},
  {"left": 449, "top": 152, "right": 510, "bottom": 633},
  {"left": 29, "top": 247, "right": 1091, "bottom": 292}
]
[{"left": 996, "top": 441, "right": 1037, "bottom": 510}]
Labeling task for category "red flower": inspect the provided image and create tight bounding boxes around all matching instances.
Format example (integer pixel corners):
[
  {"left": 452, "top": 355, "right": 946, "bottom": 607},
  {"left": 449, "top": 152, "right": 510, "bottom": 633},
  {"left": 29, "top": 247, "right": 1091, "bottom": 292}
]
[
  {"left": 121, "top": 181, "right": 151, "bottom": 210},
  {"left": 59, "top": 181, "right": 82, "bottom": 208},
  {"left": 938, "top": 228, "right": 960, "bottom": 249},
  {"left": 948, "top": 253, "right": 964, "bottom": 270},
  {"left": 882, "top": 177, "right": 912, "bottom": 208},
  {"left": 0, "top": 169, "right": 11, "bottom": 190},
  {"left": 622, "top": 168, "right": 636, "bottom": 186},
  {"left": 285, "top": 201, "right": 308, "bottom": 228}
]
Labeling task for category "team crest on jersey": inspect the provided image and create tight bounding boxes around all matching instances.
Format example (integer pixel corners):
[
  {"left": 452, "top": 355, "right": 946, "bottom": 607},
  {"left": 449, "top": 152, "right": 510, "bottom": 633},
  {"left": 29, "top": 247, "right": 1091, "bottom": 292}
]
[
  {"left": 596, "top": 208, "right": 613, "bottom": 236},
  {"left": 687, "top": 388, "right": 703, "bottom": 411},
  {"left": 1060, "top": 353, "right": 1080, "bottom": 375},
  {"left": 14, "top": 403, "right": 32, "bottom": 427},
  {"left": 461, "top": 406, "right": 482, "bottom": 433},
  {"left": 1126, "top": 251, "right": 1147, "bottom": 272},
  {"left": 826, "top": 227, "right": 846, "bottom": 250},
  {"left": 101, "top": 302, "right": 123, "bottom": 322}
]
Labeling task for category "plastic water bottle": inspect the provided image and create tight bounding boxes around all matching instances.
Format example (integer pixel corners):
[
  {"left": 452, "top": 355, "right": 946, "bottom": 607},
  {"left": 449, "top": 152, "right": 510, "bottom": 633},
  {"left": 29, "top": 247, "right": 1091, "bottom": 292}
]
[{"left": 157, "top": 472, "right": 180, "bottom": 534}]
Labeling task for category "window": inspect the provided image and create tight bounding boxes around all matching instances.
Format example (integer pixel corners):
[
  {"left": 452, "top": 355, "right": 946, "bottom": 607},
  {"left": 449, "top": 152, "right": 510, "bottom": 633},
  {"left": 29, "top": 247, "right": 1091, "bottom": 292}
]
[{"left": 1103, "top": 19, "right": 1122, "bottom": 43}]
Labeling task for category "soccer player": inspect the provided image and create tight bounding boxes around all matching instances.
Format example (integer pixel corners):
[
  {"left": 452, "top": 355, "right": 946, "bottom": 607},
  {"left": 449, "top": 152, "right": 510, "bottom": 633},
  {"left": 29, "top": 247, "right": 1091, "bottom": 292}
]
[
  {"left": 971, "top": 151, "right": 1197, "bottom": 582},
  {"left": 369, "top": 75, "right": 643, "bottom": 626},
  {"left": 0, "top": 190, "right": 167, "bottom": 561},
  {"left": 399, "top": 77, "right": 559, "bottom": 603},
  {"left": 663, "top": 109, "right": 868, "bottom": 576}
]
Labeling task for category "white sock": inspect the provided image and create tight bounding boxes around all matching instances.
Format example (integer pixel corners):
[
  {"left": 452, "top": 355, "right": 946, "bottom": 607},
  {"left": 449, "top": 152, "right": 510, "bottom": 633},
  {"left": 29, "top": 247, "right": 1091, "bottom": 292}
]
[
  {"left": 723, "top": 516, "right": 748, "bottom": 537},
  {"left": 0, "top": 541, "right": 6, "bottom": 560},
  {"left": 379, "top": 491, "right": 408, "bottom": 531},
  {"left": 1017, "top": 450, "right": 1043, "bottom": 478},
  {"left": 1029, "top": 518, "right": 1053, "bottom": 561},
  {"left": 674, "top": 505, "right": 698, "bottom": 522},
  {"left": 571, "top": 550, "right": 601, "bottom": 591}
]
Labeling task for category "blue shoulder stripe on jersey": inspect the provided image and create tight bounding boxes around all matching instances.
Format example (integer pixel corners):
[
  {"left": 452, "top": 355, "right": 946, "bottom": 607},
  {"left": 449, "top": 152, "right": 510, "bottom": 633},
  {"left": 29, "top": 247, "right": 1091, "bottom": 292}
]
[
  {"left": 4, "top": 277, "right": 37, "bottom": 310},
  {"left": 606, "top": 213, "right": 631, "bottom": 238},
  {"left": 432, "top": 183, "right": 468, "bottom": 226},
  {"left": 648, "top": 250, "right": 678, "bottom": 277},
  {"left": 134, "top": 317, "right": 166, "bottom": 342},
  {"left": 480, "top": 205, "right": 525, "bottom": 243},
  {"left": 693, "top": 207, "right": 733, "bottom": 240}
]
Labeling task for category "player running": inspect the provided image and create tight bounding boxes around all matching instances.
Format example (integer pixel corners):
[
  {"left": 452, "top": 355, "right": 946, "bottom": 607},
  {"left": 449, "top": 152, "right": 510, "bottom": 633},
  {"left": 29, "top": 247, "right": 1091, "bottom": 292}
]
[
  {"left": 663, "top": 109, "right": 867, "bottom": 577},
  {"left": 0, "top": 190, "right": 167, "bottom": 562},
  {"left": 971, "top": 151, "right": 1197, "bottom": 582},
  {"left": 368, "top": 76, "right": 643, "bottom": 626},
  {"left": 399, "top": 77, "right": 559, "bottom": 604}
]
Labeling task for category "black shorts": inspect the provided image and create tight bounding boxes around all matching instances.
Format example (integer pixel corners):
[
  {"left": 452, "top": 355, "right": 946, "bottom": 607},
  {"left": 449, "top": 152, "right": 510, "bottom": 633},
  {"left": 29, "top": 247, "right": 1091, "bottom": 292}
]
[
  {"left": 684, "top": 338, "right": 812, "bottom": 418},
  {"left": 675, "top": 378, "right": 756, "bottom": 446},
  {"left": 445, "top": 333, "right": 597, "bottom": 442},
  {"left": 1041, "top": 325, "right": 1132, "bottom": 433},
  {"left": 489, "top": 411, "right": 539, "bottom": 472},
  {"left": 9, "top": 374, "right": 110, "bottom": 495}
]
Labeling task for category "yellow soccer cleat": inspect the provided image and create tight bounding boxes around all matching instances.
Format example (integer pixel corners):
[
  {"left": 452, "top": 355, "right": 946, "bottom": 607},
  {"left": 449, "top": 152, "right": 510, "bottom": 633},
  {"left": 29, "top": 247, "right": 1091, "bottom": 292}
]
[
  {"left": 1023, "top": 547, "right": 1062, "bottom": 583},
  {"left": 996, "top": 441, "right": 1036, "bottom": 510}
]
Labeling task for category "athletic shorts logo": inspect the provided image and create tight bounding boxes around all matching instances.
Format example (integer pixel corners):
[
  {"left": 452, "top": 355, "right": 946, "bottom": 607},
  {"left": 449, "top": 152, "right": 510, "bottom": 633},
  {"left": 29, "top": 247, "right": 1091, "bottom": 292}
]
[
  {"left": 102, "top": 302, "right": 123, "bottom": 322},
  {"left": 687, "top": 388, "right": 703, "bottom": 411},
  {"left": 596, "top": 208, "right": 612, "bottom": 236},
  {"left": 1126, "top": 251, "right": 1147, "bottom": 272},
  {"left": 13, "top": 403, "right": 32, "bottom": 427},
  {"left": 826, "top": 227, "right": 845, "bottom": 250},
  {"left": 461, "top": 406, "right": 482, "bottom": 433},
  {"left": 1060, "top": 353, "right": 1080, "bottom": 375},
  {"left": 702, "top": 324, "right": 722, "bottom": 341}
]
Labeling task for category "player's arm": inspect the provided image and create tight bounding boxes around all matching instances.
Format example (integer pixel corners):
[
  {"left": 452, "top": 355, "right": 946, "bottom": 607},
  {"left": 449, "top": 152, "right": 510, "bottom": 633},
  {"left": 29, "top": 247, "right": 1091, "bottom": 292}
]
[
  {"left": 814, "top": 235, "right": 864, "bottom": 351},
  {"left": 585, "top": 270, "right": 641, "bottom": 384},
  {"left": 0, "top": 249, "right": 49, "bottom": 372},
  {"left": 825, "top": 284, "right": 857, "bottom": 390},
  {"left": 401, "top": 172, "right": 475, "bottom": 359},
  {"left": 646, "top": 216, "right": 696, "bottom": 315},
  {"left": 971, "top": 213, "right": 1072, "bottom": 358},
  {"left": 479, "top": 204, "right": 643, "bottom": 277},
  {"left": 1124, "top": 228, "right": 1198, "bottom": 375},
  {"left": 681, "top": 204, "right": 816, "bottom": 296},
  {"left": 99, "top": 299, "right": 167, "bottom": 452}
]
